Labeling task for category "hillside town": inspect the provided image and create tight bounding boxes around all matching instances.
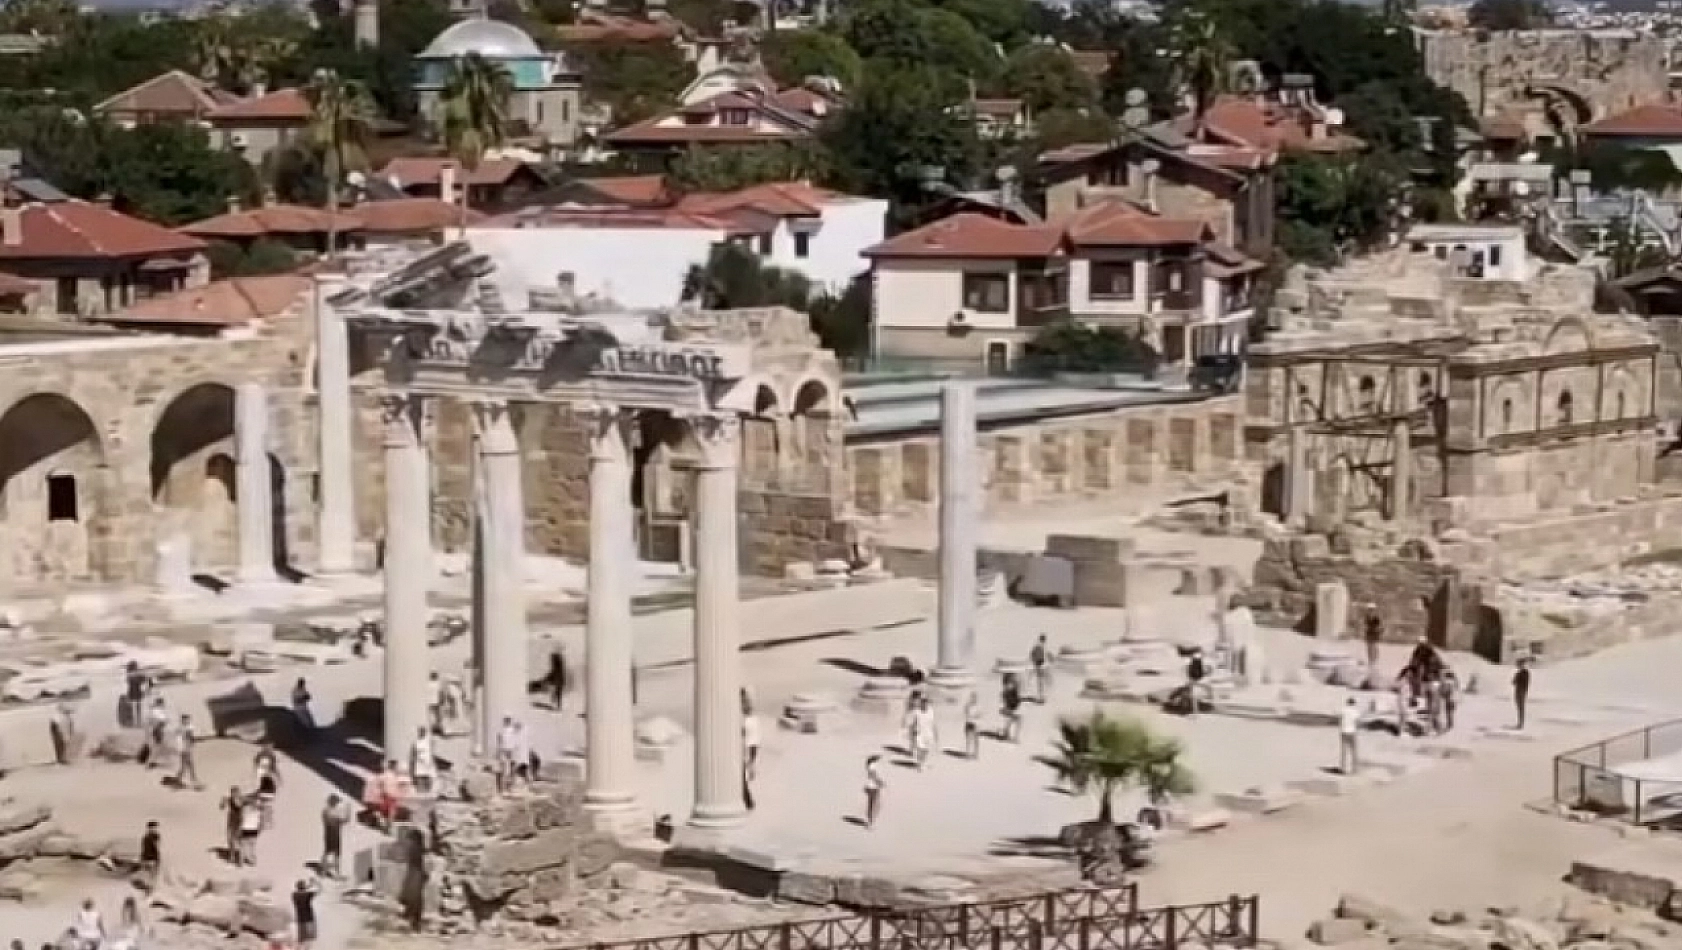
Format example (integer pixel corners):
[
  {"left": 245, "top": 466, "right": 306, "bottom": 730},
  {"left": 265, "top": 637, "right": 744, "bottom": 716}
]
[{"left": 7, "top": 1, "right": 1682, "bottom": 950}]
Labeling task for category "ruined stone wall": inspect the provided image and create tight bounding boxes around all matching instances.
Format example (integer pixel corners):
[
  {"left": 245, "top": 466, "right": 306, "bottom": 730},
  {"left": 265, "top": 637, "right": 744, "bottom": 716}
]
[
  {"left": 1436, "top": 490, "right": 1682, "bottom": 577},
  {"left": 0, "top": 326, "right": 309, "bottom": 591},
  {"left": 1416, "top": 29, "right": 1667, "bottom": 120},
  {"left": 845, "top": 395, "right": 1245, "bottom": 518}
]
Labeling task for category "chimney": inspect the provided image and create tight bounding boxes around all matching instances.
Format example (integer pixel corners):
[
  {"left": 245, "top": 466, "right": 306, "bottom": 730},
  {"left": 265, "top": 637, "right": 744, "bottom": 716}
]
[
  {"left": 227, "top": 195, "right": 243, "bottom": 215},
  {"left": 1140, "top": 157, "right": 1160, "bottom": 213},
  {"left": 440, "top": 163, "right": 458, "bottom": 207},
  {"left": 354, "top": 0, "right": 379, "bottom": 48},
  {"left": 250, "top": 81, "right": 267, "bottom": 98},
  {"left": 2, "top": 200, "right": 22, "bottom": 248},
  {"left": 95, "top": 192, "right": 113, "bottom": 209}
]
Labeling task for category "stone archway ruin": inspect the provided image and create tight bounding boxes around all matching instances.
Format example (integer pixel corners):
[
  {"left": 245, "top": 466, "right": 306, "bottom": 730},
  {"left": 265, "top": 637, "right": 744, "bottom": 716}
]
[
  {"left": 0, "top": 392, "right": 108, "bottom": 583},
  {"left": 150, "top": 382, "right": 238, "bottom": 572}
]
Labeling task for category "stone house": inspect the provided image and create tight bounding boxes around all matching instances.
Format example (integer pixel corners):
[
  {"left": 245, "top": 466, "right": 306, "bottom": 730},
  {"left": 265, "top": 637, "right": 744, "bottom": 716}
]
[
  {"left": 378, "top": 157, "right": 548, "bottom": 212},
  {"left": 93, "top": 70, "right": 237, "bottom": 128},
  {"left": 180, "top": 199, "right": 477, "bottom": 254}
]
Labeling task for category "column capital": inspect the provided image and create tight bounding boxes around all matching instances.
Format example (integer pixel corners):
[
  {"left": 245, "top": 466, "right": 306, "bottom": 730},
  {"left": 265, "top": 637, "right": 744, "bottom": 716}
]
[
  {"left": 471, "top": 398, "right": 519, "bottom": 455},
  {"left": 580, "top": 404, "right": 631, "bottom": 463},
  {"left": 687, "top": 412, "right": 741, "bottom": 470},
  {"left": 381, "top": 393, "right": 423, "bottom": 447}
]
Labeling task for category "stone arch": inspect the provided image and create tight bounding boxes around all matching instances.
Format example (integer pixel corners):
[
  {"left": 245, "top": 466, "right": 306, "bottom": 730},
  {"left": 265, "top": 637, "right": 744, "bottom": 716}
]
[
  {"left": 0, "top": 392, "right": 109, "bottom": 583},
  {"left": 752, "top": 384, "right": 780, "bottom": 417},
  {"left": 150, "top": 382, "right": 238, "bottom": 571},
  {"left": 791, "top": 377, "right": 836, "bottom": 417},
  {"left": 1543, "top": 316, "right": 1595, "bottom": 355}
]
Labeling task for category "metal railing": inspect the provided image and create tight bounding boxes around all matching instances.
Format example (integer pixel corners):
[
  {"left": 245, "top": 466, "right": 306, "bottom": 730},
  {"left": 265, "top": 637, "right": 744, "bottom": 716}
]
[
  {"left": 1553, "top": 718, "right": 1682, "bottom": 826},
  {"left": 555, "top": 888, "right": 1260, "bottom": 950}
]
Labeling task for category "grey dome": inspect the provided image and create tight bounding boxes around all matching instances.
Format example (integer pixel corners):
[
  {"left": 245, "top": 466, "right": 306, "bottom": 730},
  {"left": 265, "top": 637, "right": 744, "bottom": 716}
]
[{"left": 419, "top": 18, "right": 543, "bottom": 59}]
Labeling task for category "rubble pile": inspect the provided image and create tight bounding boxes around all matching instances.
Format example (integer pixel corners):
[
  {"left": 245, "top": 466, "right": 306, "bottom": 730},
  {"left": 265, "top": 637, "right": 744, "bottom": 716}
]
[
  {"left": 1305, "top": 891, "right": 1682, "bottom": 950},
  {"left": 148, "top": 873, "right": 296, "bottom": 950},
  {"left": 0, "top": 797, "right": 133, "bottom": 901}
]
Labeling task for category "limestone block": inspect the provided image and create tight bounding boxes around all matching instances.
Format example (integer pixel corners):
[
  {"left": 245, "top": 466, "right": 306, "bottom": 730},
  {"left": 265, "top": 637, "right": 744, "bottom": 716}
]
[
  {"left": 779, "top": 870, "right": 838, "bottom": 905},
  {"left": 236, "top": 895, "right": 293, "bottom": 937},
  {"left": 1184, "top": 808, "right": 1231, "bottom": 832},
  {"left": 1315, "top": 581, "right": 1350, "bottom": 640},
  {"left": 1309, "top": 918, "right": 1372, "bottom": 945},
  {"left": 851, "top": 676, "right": 910, "bottom": 714},
  {"left": 780, "top": 692, "right": 840, "bottom": 733},
  {"left": 1213, "top": 786, "right": 1300, "bottom": 815},
  {"left": 479, "top": 828, "right": 578, "bottom": 878},
  {"left": 0, "top": 868, "right": 42, "bottom": 901},
  {"left": 634, "top": 716, "right": 685, "bottom": 762},
  {"left": 1046, "top": 534, "right": 1132, "bottom": 562},
  {"left": 1335, "top": 893, "right": 1416, "bottom": 931},
  {"left": 0, "top": 802, "right": 50, "bottom": 836},
  {"left": 186, "top": 894, "right": 241, "bottom": 932},
  {"left": 574, "top": 833, "right": 620, "bottom": 878}
]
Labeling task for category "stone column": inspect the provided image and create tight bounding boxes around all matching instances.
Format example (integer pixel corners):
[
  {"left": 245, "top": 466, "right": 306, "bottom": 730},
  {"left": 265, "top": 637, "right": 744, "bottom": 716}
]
[
  {"left": 583, "top": 406, "right": 638, "bottom": 820},
  {"left": 235, "top": 382, "right": 278, "bottom": 584},
  {"left": 1285, "top": 421, "right": 1313, "bottom": 528},
  {"left": 932, "top": 382, "right": 977, "bottom": 690},
  {"left": 382, "top": 394, "right": 431, "bottom": 761},
  {"left": 474, "top": 399, "right": 528, "bottom": 741},
  {"left": 1390, "top": 375, "right": 1414, "bottom": 523},
  {"left": 689, "top": 413, "right": 745, "bottom": 830},
  {"left": 314, "top": 290, "right": 357, "bottom": 576}
]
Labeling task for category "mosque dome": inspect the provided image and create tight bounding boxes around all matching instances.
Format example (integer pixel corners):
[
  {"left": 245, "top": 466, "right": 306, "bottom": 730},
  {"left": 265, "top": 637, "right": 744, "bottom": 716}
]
[{"left": 419, "top": 18, "right": 544, "bottom": 59}]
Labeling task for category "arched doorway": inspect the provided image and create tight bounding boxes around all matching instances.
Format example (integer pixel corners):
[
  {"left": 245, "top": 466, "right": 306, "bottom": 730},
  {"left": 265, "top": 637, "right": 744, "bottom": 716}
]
[
  {"left": 790, "top": 379, "right": 836, "bottom": 493},
  {"left": 0, "top": 393, "right": 107, "bottom": 583},
  {"left": 150, "top": 383, "right": 238, "bottom": 573}
]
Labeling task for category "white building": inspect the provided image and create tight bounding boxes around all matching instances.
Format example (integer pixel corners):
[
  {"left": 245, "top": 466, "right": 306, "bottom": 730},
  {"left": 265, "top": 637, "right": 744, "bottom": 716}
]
[
  {"left": 866, "top": 204, "right": 1261, "bottom": 373},
  {"left": 1404, "top": 224, "right": 1530, "bottom": 282},
  {"left": 470, "top": 181, "right": 887, "bottom": 310}
]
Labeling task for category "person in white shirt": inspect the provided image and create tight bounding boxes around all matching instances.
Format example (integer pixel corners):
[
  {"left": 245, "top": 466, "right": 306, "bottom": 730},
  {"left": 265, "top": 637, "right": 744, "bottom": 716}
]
[
  {"left": 495, "top": 717, "right": 526, "bottom": 792},
  {"left": 1338, "top": 697, "right": 1361, "bottom": 775},
  {"left": 742, "top": 711, "right": 761, "bottom": 780},
  {"left": 71, "top": 898, "right": 103, "bottom": 950},
  {"left": 409, "top": 727, "right": 436, "bottom": 794}
]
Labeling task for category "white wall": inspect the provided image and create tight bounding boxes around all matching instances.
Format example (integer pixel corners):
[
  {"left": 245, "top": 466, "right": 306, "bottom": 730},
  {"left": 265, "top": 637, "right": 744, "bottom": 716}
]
[
  {"left": 765, "top": 197, "right": 888, "bottom": 293},
  {"left": 468, "top": 224, "right": 726, "bottom": 310},
  {"left": 873, "top": 259, "right": 1018, "bottom": 330}
]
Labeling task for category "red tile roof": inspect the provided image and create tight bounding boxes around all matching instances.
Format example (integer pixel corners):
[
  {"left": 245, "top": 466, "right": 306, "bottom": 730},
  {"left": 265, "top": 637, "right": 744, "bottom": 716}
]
[
  {"left": 555, "top": 11, "right": 679, "bottom": 42},
  {"left": 571, "top": 175, "right": 672, "bottom": 206},
  {"left": 0, "top": 200, "right": 206, "bottom": 260},
  {"left": 864, "top": 213, "right": 1065, "bottom": 260},
  {"left": 1066, "top": 200, "right": 1208, "bottom": 246},
  {"left": 677, "top": 181, "right": 838, "bottom": 218},
  {"left": 355, "top": 198, "right": 482, "bottom": 234},
  {"left": 1185, "top": 96, "right": 1364, "bottom": 156},
  {"left": 485, "top": 207, "right": 757, "bottom": 234},
  {"left": 208, "top": 87, "right": 311, "bottom": 124},
  {"left": 180, "top": 204, "right": 356, "bottom": 239},
  {"left": 1584, "top": 104, "right": 1682, "bottom": 138},
  {"left": 1480, "top": 115, "right": 1528, "bottom": 141},
  {"left": 103, "top": 272, "right": 313, "bottom": 327},
  {"left": 380, "top": 157, "right": 533, "bottom": 189},
  {"left": 606, "top": 89, "right": 820, "bottom": 146},
  {"left": 94, "top": 70, "right": 235, "bottom": 118},
  {"left": 772, "top": 86, "right": 839, "bottom": 118}
]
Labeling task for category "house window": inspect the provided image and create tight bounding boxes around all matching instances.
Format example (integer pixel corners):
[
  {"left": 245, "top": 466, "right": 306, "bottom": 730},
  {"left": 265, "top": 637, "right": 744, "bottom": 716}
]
[
  {"left": 1089, "top": 261, "right": 1134, "bottom": 299},
  {"left": 756, "top": 233, "right": 773, "bottom": 255},
  {"left": 1489, "top": 244, "right": 1503, "bottom": 268},
  {"left": 561, "top": 99, "right": 570, "bottom": 123},
  {"left": 1167, "top": 267, "right": 1184, "bottom": 292},
  {"left": 962, "top": 272, "right": 1010, "bottom": 313},
  {"left": 722, "top": 108, "right": 750, "bottom": 126},
  {"left": 985, "top": 340, "right": 1011, "bottom": 374},
  {"left": 793, "top": 231, "right": 811, "bottom": 258},
  {"left": 1434, "top": 245, "right": 1448, "bottom": 260},
  {"left": 47, "top": 473, "right": 77, "bottom": 522},
  {"left": 536, "top": 99, "right": 545, "bottom": 124},
  {"left": 55, "top": 276, "right": 77, "bottom": 316}
]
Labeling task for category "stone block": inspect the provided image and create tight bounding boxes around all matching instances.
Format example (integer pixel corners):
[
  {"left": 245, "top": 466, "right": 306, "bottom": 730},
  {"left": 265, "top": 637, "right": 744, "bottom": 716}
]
[
  {"left": 1046, "top": 534, "right": 1132, "bottom": 562},
  {"left": 187, "top": 894, "right": 241, "bottom": 932},
  {"left": 1316, "top": 581, "right": 1350, "bottom": 640},
  {"left": 780, "top": 692, "right": 840, "bottom": 733},
  {"left": 574, "top": 833, "right": 620, "bottom": 878},
  {"left": 480, "top": 827, "right": 577, "bottom": 878},
  {"left": 1310, "top": 917, "right": 1372, "bottom": 945},
  {"left": 1213, "top": 787, "right": 1299, "bottom": 815},
  {"left": 851, "top": 676, "right": 910, "bottom": 714},
  {"left": 236, "top": 895, "right": 293, "bottom": 937},
  {"left": 779, "top": 870, "right": 837, "bottom": 905},
  {"left": 0, "top": 801, "right": 51, "bottom": 836},
  {"left": 1336, "top": 893, "right": 1416, "bottom": 931}
]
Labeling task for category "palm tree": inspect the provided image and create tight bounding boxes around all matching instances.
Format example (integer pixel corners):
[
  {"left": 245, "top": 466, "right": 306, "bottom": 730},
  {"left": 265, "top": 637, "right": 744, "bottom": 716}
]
[
  {"left": 440, "top": 52, "right": 514, "bottom": 235},
  {"left": 303, "top": 68, "right": 377, "bottom": 259},
  {"left": 1042, "top": 710, "right": 1193, "bottom": 825},
  {"left": 1166, "top": 7, "right": 1234, "bottom": 125}
]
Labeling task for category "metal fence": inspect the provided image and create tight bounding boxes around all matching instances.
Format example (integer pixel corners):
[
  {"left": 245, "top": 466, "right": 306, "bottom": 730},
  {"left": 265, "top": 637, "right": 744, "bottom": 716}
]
[
  {"left": 555, "top": 888, "right": 1259, "bottom": 950},
  {"left": 1554, "top": 718, "right": 1682, "bottom": 826}
]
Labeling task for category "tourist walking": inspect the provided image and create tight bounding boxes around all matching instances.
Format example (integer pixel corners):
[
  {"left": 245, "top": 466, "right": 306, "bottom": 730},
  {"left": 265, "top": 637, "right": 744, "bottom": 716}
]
[
  {"left": 320, "top": 794, "right": 351, "bottom": 879},
  {"left": 742, "top": 706, "right": 761, "bottom": 781},
  {"left": 173, "top": 715, "right": 201, "bottom": 789},
  {"left": 1030, "top": 635, "right": 1051, "bottom": 702},
  {"left": 546, "top": 649, "right": 568, "bottom": 712},
  {"left": 116, "top": 894, "right": 145, "bottom": 949},
  {"left": 1338, "top": 697, "right": 1361, "bottom": 775},
  {"left": 122, "top": 661, "right": 150, "bottom": 729},
  {"left": 1363, "top": 609, "right": 1383, "bottom": 676},
  {"left": 1438, "top": 668, "right": 1459, "bottom": 733},
  {"left": 291, "top": 677, "right": 316, "bottom": 737},
  {"left": 410, "top": 726, "right": 436, "bottom": 795},
  {"left": 863, "top": 755, "right": 884, "bottom": 829},
  {"left": 254, "top": 743, "right": 281, "bottom": 829},
  {"left": 963, "top": 691, "right": 980, "bottom": 759},
  {"left": 428, "top": 672, "right": 445, "bottom": 735},
  {"left": 1001, "top": 672, "right": 1023, "bottom": 742},
  {"left": 1185, "top": 649, "right": 1210, "bottom": 716},
  {"left": 293, "top": 878, "right": 320, "bottom": 949},
  {"left": 69, "top": 898, "right": 103, "bottom": 950},
  {"left": 368, "top": 761, "right": 403, "bottom": 832},
  {"left": 222, "top": 787, "right": 246, "bottom": 865},
  {"left": 1513, "top": 656, "right": 1532, "bottom": 730},
  {"left": 144, "top": 696, "right": 170, "bottom": 768},
  {"left": 237, "top": 788, "right": 264, "bottom": 865},
  {"left": 495, "top": 717, "right": 526, "bottom": 793},
  {"left": 138, "top": 820, "right": 161, "bottom": 887},
  {"left": 905, "top": 695, "right": 936, "bottom": 769}
]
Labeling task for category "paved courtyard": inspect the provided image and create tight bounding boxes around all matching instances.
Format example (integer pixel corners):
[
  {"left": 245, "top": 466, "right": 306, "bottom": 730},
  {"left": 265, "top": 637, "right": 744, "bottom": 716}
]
[{"left": 0, "top": 561, "right": 1680, "bottom": 948}]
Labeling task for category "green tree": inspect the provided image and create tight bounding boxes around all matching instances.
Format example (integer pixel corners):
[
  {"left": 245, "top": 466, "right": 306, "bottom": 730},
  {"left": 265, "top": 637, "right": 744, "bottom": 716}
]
[
  {"left": 1000, "top": 44, "right": 1098, "bottom": 114},
  {"left": 564, "top": 39, "right": 692, "bottom": 125},
  {"left": 821, "top": 65, "right": 982, "bottom": 223},
  {"left": 0, "top": 0, "right": 79, "bottom": 35},
  {"left": 303, "top": 69, "right": 377, "bottom": 255},
  {"left": 807, "top": 275, "right": 872, "bottom": 360},
  {"left": 761, "top": 30, "right": 863, "bottom": 91},
  {"left": 668, "top": 143, "right": 830, "bottom": 193},
  {"left": 1029, "top": 108, "right": 1117, "bottom": 150},
  {"left": 1165, "top": 5, "right": 1234, "bottom": 122},
  {"left": 931, "top": 0, "right": 1033, "bottom": 47},
  {"left": 1042, "top": 711, "right": 1192, "bottom": 825},
  {"left": 441, "top": 52, "right": 513, "bottom": 165},
  {"left": 1275, "top": 153, "right": 1405, "bottom": 265},
  {"left": 206, "top": 238, "right": 303, "bottom": 279},
  {"left": 1098, "top": 21, "right": 1178, "bottom": 123},
  {"left": 1552, "top": 142, "right": 1682, "bottom": 194},
  {"left": 1467, "top": 0, "right": 1552, "bottom": 30},
  {"left": 841, "top": 0, "right": 998, "bottom": 87},
  {"left": 1021, "top": 320, "right": 1159, "bottom": 375},
  {"left": 682, "top": 241, "right": 815, "bottom": 309}
]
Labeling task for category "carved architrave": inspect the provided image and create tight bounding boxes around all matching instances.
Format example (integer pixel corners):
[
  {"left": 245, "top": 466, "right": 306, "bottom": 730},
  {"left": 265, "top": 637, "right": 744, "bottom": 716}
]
[
  {"left": 688, "top": 412, "right": 742, "bottom": 471},
  {"left": 381, "top": 394, "right": 423, "bottom": 448}
]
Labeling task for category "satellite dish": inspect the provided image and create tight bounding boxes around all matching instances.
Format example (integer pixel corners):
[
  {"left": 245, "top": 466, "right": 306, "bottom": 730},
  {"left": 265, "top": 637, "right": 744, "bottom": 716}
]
[
  {"left": 346, "top": 170, "right": 367, "bottom": 187},
  {"left": 1324, "top": 107, "right": 1345, "bottom": 128},
  {"left": 996, "top": 165, "right": 1017, "bottom": 183},
  {"left": 1140, "top": 158, "right": 1161, "bottom": 175}
]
